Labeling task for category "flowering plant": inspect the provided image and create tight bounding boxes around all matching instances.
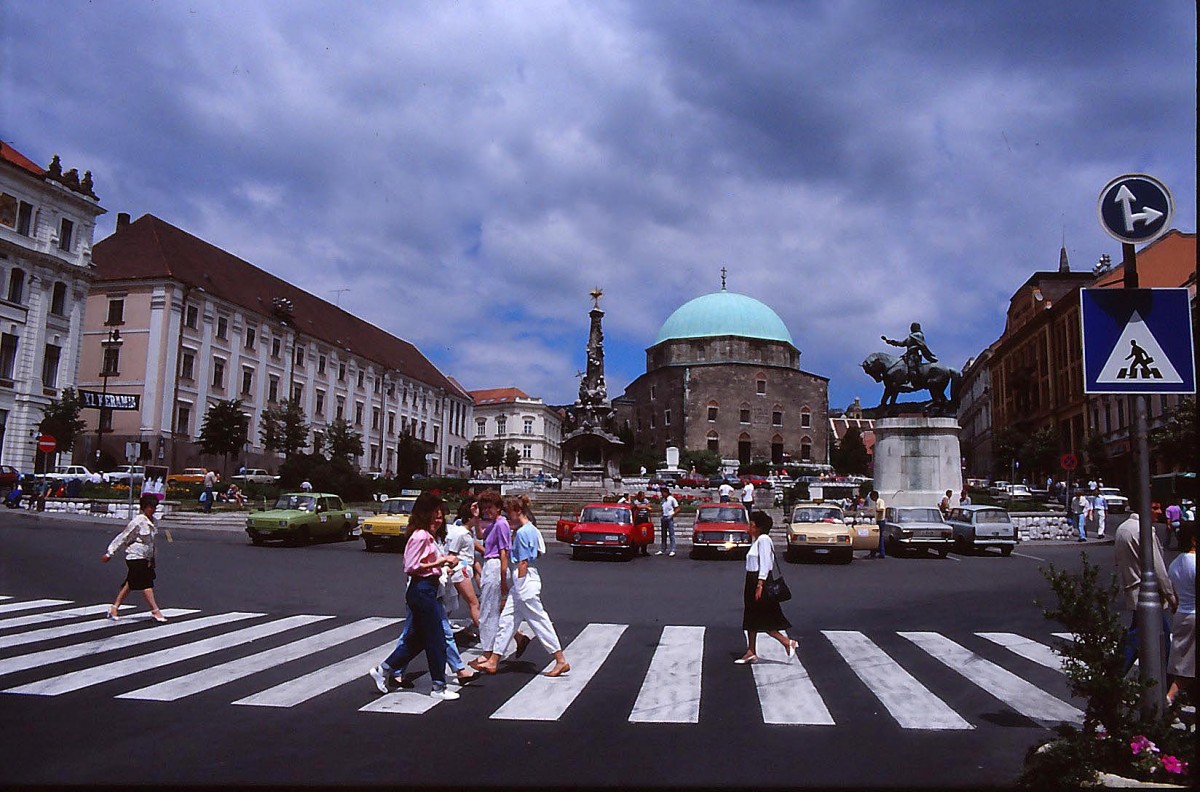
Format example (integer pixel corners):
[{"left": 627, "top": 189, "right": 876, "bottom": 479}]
[{"left": 1128, "top": 734, "right": 1188, "bottom": 778}]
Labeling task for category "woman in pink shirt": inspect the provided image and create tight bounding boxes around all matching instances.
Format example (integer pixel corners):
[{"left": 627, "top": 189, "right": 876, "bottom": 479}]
[{"left": 369, "top": 493, "right": 461, "bottom": 701}]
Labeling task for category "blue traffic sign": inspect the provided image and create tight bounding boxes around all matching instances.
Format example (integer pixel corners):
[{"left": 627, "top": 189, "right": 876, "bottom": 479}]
[
  {"left": 1081, "top": 288, "right": 1195, "bottom": 394},
  {"left": 1097, "top": 174, "right": 1173, "bottom": 244}
]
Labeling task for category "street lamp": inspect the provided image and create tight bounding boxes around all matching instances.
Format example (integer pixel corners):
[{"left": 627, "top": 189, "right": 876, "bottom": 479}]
[{"left": 96, "top": 328, "right": 123, "bottom": 465}]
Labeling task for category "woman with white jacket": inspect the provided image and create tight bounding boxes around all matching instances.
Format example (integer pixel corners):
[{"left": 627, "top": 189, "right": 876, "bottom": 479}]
[
  {"left": 736, "top": 510, "right": 797, "bottom": 664},
  {"left": 101, "top": 493, "right": 168, "bottom": 623}
]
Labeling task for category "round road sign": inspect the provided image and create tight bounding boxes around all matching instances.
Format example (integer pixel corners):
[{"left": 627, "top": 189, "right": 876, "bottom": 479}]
[
  {"left": 1060, "top": 453, "right": 1078, "bottom": 472},
  {"left": 1097, "top": 174, "right": 1173, "bottom": 245},
  {"left": 37, "top": 434, "right": 57, "bottom": 454}
]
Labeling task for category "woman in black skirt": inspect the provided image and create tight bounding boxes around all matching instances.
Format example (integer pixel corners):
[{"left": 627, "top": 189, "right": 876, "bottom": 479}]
[
  {"left": 736, "top": 510, "right": 798, "bottom": 664},
  {"left": 101, "top": 493, "right": 168, "bottom": 623}
]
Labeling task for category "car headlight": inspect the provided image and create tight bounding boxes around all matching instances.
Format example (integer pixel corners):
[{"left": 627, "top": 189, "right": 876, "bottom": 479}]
[
  {"left": 573, "top": 532, "right": 582, "bottom": 543},
  {"left": 278, "top": 521, "right": 288, "bottom": 529}
]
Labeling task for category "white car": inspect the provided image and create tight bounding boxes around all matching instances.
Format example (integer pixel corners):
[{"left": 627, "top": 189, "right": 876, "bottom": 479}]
[
  {"left": 107, "top": 465, "right": 146, "bottom": 485},
  {"left": 232, "top": 468, "right": 278, "bottom": 485},
  {"left": 1097, "top": 487, "right": 1129, "bottom": 513},
  {"left": 44, "top": 465, "right": 98, "bottom": 482}
]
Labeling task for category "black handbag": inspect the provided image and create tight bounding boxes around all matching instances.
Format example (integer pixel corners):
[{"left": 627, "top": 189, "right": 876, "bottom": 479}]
[{"left": 762, "top": 567, "right": 792, "bottom": 603}]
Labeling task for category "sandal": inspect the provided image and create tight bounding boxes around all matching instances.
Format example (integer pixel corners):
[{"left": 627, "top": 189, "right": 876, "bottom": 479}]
[
  {"left": 785, "top": 640, "right": 798, "bottom": 659},
  {"left": 545, "top": 662, "right": 571, "bottom": 677},
  {"left": 733, "top": 655, "right": 758, "bottom": 665},
  {"left": 106, "top": 608, "right": 120, "bottom": 622},
  {"left": 515, "top": 633, "right": 531, "bottom": 658},
  {"left": 151, "top": 611, "right": 168, "bottom": 623}
]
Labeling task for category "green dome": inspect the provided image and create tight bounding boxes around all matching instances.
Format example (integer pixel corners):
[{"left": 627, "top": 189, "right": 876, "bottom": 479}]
[{"left": 654, "top": 290, "right": 794, "bottom": 345}]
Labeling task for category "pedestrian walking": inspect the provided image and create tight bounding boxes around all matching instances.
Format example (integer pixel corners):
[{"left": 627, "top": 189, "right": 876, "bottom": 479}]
[
  {"left": 718, "top": 481, "right": 734, "bottom": 503},
  {"left": 656, "top": 488, "right": 678, "bottom": 556},
  {"left": 1073, "top": 490, "right": 1092, "bottom": 542},
  {"left": 368, "top": 492, "right": 462, "bottom": 700},
  {"left": 1092, "top": 490, "right": 1109, "bottom": 539},
  {"left": 1164, "top": 501, "right": 1183, "bottom": 549},
  {"left": 741, "top": 480, "right": 755, "bottom": 510},
  {"left": 867, "top": 490, "right": 887, "bottom": 559},
  {"left": 446, "top": 501, "right": 481, "bottom": 638},
  {"left": 735, "top": 511, "right": 797, "bottom": 664},
  {"left": 469, "top": 489, "right": 514, "bottom": 672},
  {"left": 475, "top": 496, "right": 570, "bottom": 677},
  {"left": 1166, "top": 522, "right": 1195, "bottom": 707},
  {"left": 202, "top": 469, "right": 217, "bottom": 513},
  {"left": 1114, "top": 513, "right": 1177, "bottom": 676},
  {"left": 101, "top": 492, "right": 168, "bottom": 623}
]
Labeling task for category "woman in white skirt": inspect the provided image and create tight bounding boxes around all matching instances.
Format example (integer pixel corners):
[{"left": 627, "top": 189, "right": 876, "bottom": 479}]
[
  {"left": 476, "top": 495, "right": 570, "bottom": 677},
  {"left": 1166, "top": 521, "right": 1195, "bottom": 707}
]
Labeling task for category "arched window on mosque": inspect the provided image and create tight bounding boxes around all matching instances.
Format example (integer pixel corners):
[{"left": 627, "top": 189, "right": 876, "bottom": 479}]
[
  {"left": 771, "top": 434, "right": 784, "bottom": 465},
  {"left": 739, "top": 402, "right": 751, "bottom": 424},
  {"left": 800, "top": 435, "right": 813, "bottom": 462},
  {"left": 772, "top": 404, "right": 783, "bottom": 427},
  {"left": 707, "top": 401, "right": 719, "bottom": 422},
  {"left": 738, "top": 432, "right": 752, "bottom": 465},
  {"left": 707, "top": 430, "right": 719, "bottom": 455},
  {"left": 800, "top": 407, "right": 812, "bottom": 429},
  {"left": 755, "top": 371, "right": 767, "bottom": 396}
]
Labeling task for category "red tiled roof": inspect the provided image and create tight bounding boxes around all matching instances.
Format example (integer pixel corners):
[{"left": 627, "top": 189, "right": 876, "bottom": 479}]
[
  {"left": 1093, "top": 230, "right": 1196, "bottom": 290},
  {"left": 91, "top": 214, "right": 466, "bottom": 397},
  {"left": 469, "top": 387, "right": 530, "bottom": 405},
  {"left": 0, "top": 140, "right": 45, "bottom": 178}
]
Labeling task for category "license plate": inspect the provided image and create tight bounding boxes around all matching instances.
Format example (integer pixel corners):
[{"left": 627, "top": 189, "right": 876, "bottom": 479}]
[
  {"left": 815, "top": 548, "right": 830, "bottom": 554},
  {"left": 605, "top": 534, "right": 622, "bottom": 542}
]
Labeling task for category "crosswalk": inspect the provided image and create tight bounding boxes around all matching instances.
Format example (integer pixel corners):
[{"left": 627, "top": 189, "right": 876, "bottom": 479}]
[{"left": 0, "top": 593, "right": 1083, "bottom": 729}]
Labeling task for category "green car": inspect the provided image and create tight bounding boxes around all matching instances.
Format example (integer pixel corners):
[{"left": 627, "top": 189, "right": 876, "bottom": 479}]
[{"left": 245, "top": 492, "right": 359, "bottom": 546}]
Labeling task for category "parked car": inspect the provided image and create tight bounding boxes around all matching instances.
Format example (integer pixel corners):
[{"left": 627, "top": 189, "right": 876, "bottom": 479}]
[
  {"left": 785, "top": 503, "right": 864, "bottom": 564},
  {"left": 988, "top": 481, "right": 1011, "bottom": 497},
  {"left": 879, "top": 506, "right": 953, "bottom": 558},
  {"left": 0, "top": 465, "right": 20, "bottom": 490},
  {"left": 107, "top": 465, "right": 146, "bottom": 485},
  {"left": 555, "top": 502, "right": 654, "bottom": 560},
  {"left": 245, "top": 492, "right": 359, "bottom": 546},
  {"left": 945, "top": 505, "right": 1017, "bottom": 556},
  {"left": 678, "top": 472, "right": 709, "bottom": 489},
  {"left": 1006, "top": 484, "right": 1033, "bottom": 501},
  {"left": 360, "top": 495, "right": 417, "bottom": 552},
  {"left": 168, "top": 467, "right": 208, "bottom": 484},
  {"left": 1097, "top": 487, "right": 1129, "bottom": 513},
  {"left": 739, "top": 474, "right": 771, "bottom": 488},
  {"left": 690, "top": 503, "right": 751, "bottom": 558},
  {"left": 231, "top": 468, "right": 277, "bottom": 485},
  {"left": 44, "top": 465, "right": 98, "bottom": 482}
]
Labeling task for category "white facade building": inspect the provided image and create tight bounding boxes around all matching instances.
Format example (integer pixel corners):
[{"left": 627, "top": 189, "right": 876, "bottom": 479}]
[
  {"left": 85, "top": 213, "right": 472, "bottom": 477},
  {"left": 0, "top": 143, "right": 105, "bottom": 473},
  {"left": 469, "top": 388, "right": 562, "bottom": 476}
]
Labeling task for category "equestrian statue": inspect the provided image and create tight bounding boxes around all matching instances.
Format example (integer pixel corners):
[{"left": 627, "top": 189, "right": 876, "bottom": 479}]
[{"left": 861, "top": 322, "right": 961, "bottom": 416}]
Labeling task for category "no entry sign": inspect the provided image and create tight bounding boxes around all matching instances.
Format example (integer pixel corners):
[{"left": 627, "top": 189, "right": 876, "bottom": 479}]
[{"left": 37, "top": 435, "right": 57, "bottom": 454}]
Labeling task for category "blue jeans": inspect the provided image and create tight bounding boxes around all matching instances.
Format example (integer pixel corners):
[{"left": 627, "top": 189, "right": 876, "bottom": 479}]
[
  {"left": 1076, "top": 513, "right": 1087, "bottom": 540},
  {"left": 203, "top": 487, "right": 213, "bottom": 513},
  {"left": 390, "top": 601, "right": 464, "bottom": 676},
  {"left": 382, "top": 577, "right": 448, "bottom": 688},
  {"left": 1121, "top": 612, "right": 1172, "bottom": 677},
  {"left": 660, "top": 516, "right": 675, "bottom": 553}
]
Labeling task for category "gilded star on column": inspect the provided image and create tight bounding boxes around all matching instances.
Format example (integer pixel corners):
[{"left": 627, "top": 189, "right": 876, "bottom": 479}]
[{"left": 590, "top": 287, "right": 604, "bottom": 308}]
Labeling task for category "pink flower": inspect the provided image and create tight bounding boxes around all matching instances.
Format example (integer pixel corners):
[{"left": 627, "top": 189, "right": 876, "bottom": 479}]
[
  {"left": 1161, "top": 756, "right": 1185, "bottom": 775},
  {"left": 1129, "top": 735, "right": 1157, "bottom": 755}
]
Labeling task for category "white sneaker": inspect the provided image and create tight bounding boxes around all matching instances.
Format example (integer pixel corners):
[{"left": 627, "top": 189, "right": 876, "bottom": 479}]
[
  {"left": 430, "top": 686, "right": 460, "bottom": 701},
  {"left": 368, "top": 665, "right": 390, "bottom": 694},
  {"left": 654, "top": 550, "right": 664, "bottom": 556},
  {"left": 669, "top": 551, "right": 676, "bottom": 556}
]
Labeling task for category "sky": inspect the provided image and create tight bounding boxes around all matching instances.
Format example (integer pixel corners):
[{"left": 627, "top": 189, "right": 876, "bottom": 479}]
[{"left": 2, "top": 1, "right": 1195, "bottom": 411}]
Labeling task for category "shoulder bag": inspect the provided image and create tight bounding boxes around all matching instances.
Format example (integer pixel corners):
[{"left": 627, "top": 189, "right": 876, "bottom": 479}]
[{"left": 760, "top": 540, "right": 792, "bottom": 603}]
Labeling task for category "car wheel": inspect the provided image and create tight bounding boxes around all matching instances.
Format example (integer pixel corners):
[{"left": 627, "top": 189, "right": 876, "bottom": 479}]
[
  {"left": 250, "top": 535, "right": 264, "bottom": 547},
  {"left": 571, "top": 547, "right": 583, "bottom": 561},
  {"left": 1000, "top": 546, "right": 1013, "bottom": 557},
  {"left": 936, "top": 546, "right": 949, "bottom": 559},
  {"left": 624, "top": 547, "right": 636, "bottom": 561},
  {"left": 785, "top": 547, "right": 797, "bottom": 563},
  {"left": 294, "top": 527, "right": 311, "bottom": 547},
  {"left": 885, "top": 536, "right": 900, "bottom": 557},
  {"left": 689, "top": 547, "right": 701, "bottom": 560},
  {"left": 839, "top": 550, "right": 853, "bottom": 565}
]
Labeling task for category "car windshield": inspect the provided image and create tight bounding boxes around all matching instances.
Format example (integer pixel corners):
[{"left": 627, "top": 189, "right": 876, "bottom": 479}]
[
  {"left": 896, "top": 508, "right": 943, "bottom": 523},
  {"left": 792, "top": 507, "right": 844, "bottom": 523},
  {"left": 698, "top": 507, "right": 748, "bottom": 523},
  {"left": 975, "top": 510, "right": 1012, "bottom": 524},
  {"left": 1099, "top": 488, "right": 1121, "bottom": 497},
  {"left": 382, "top": 499, "right": 415, "bottom": 515},
  {"left": 579, "top": 507, "right": 632, "bottom": 524},
  {"left": 274, "top": 495, "right": 317, "bottom": 511}
]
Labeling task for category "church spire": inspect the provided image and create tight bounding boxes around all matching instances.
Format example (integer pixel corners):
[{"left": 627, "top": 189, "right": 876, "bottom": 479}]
[{"left": 1059, "top": 245, "right": 1070, "bottom": 273}]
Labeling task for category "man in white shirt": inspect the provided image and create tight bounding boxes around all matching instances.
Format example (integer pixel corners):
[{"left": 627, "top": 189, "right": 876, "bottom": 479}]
[
  {"left": 656, "top": 489, "right": 679, "bottom": 557},
  {"left": 1092, "top": 492, "right": 1109, "bottom": 539},
  {"left": 718, "top": 481, "right": 734, "bottom": 503}
]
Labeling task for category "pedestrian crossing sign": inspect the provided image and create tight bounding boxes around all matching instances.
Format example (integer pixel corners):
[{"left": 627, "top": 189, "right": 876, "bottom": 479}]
[{"left": 1081, "top": 288, "right": 1195, "bottom": 394}]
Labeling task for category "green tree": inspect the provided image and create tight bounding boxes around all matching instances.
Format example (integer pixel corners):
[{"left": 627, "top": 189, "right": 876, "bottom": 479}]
[
  {"left": 465, "top": 440, "right": 488, "bottom": 474},
  {"left": 504, "top": 445, "right": 520, "bottom": 472},
  {"left": 485, "top": 439, "right": 505, "bottom": 473},
  {"left": 259, "top": 397, "right": 309, "bottom": 459},
  {"left": 680, "top": 448, "right": 720, "bottom": 475},
  {"left": 198, "top": 399, "right": 249, "bottom": 476},
  {"left": 323, "top": 417, "right": 364, "bottom": 465},
  {"left": 1084, "top": 431, "right": 1109, "bottom": 480},
  {"left": 1020, "top": 426, "right": 1059, "bottom": 481},
  {"left": 38, "top": 387, "right": 87, "bottom": 459},
  {"left": 395, "top": 431, "right": 429, "bottom": 480},
  {"left": 1150, "top": 395, "right": 1195, "bottom": 471},
  {"left": 993, "top": 426, "right": 1026, "bottom": 479},
  {"left": 830, "top": 426, "right": 871, "bottom": 476}
]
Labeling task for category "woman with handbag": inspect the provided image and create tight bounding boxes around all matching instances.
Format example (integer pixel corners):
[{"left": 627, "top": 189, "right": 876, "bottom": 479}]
[{"left": 736, "top": 510, "right": 798, "bottom": 664}]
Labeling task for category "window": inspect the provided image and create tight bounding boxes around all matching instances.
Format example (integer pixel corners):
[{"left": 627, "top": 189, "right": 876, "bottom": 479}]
[
  {"left": 800, "top": 409, "right": 812, "bottom": 429},
  {"left": 7, "top": 269, "right": 24, "bottom": 303},
  {"left": 291, "top": 383, "right": 303, "bottom": 402},
  {"left": 102, "top": 345, "right": 120, "bottom": 376},
  {"left": 241, "top": 367, "right": 253, "bottom": 396},
  {"left": 355, "top": 401, "right": 364, "bottom": 426},
  {"left": 16, "top": 200, "right": 34, "bottom": 236},
  {"left": 388, "top": 411, "right": 395, "bottom": 434},
  {"left": 211, "top": 358, "right": 225, "bottom": 389},
  {"left": 707, "top": 403, "right": 718, "bottom": 422},
  {"left": 271, "top": 337, "right": 281, "bottom": 358},
  {"left": 738, "top": 432, "right": 751, "bottom": 465},
  {"left": 650, "top": 413, "right": 656, "bottom": 428},
  {"left": 318, "top": 354, "right": 326, "bottom": 375},
  {"left": 0, "top": 333, "right": 16, "bottom": 380},
  {"left": 650, "top": 385, "right": 657, "bottom": 400},
  {"left": 373, "top": 377, "right": 381, "bottom": 394},
  {"left": 184, "top": 304, "right": 198, "bottom": 329},
  {"left": 216, "top": 316, "right": 228, "bottom": 340},
  {"left": 372, "top": 408, "right": 381, "bottom": 431},
  {"left": 50, "top": 283, "right": 67, "bottom": 316},
  {"left": 740, "top": 405, "right": 751, "bottom": 424},
  {"left": 664, "top": 409, "right": 671, "bottom": 426},
  {"left": 771, "top": 434, "right": 784, "bottom": 465},
  {"left": 267, "top": 375, "right": 279, "bottom": 402},
  {"left": 315, "top": 390, "right": 325, "bottom": 416},
  {"left": 58, "top": 218, "right": 74, "bottom": 251},
  {"left": 524, "top": 417, "right": 534, "bottom": 435},
  {"left": 402, "top": 416, "right": 410, "bottom": 434},
  {"left": 175, "top": 403, "right": 192, "bottom": 435},
  {"left": 772, "top": 409, "right": 783, "bottom": 427},
  {"left": 756, "top": 378, "right": 767, "bottom": 395},
  {"left": 335, "top": 396, "right": 345, "bottom": 420},
  {"left": 294, "top": 346, "right": 304, "bottom": 366},
  {"left": 476, "top": 418, "right": 486, "bottom": 438},
  {"left": 338, "top": 362, "right": 346, "bottom": 382},
  {"left": 522, "top": 443, "right": 532, "bottom": 459},
  {"left": 42, "top": 343, "right": 61, "bottom": 387},
  {"left": 180, "top": 350, "right": 195, "bottom": 380},
  {"left": 106, "top": 298, "right": 124, "bottom": 325},
  {"left": 245, "top": 325, "right": 256, "bottom": 350},
  {"left": 357, "top": 370, "right": 364, "bottom": 388},
  {"left": 800, "top": 437, "right": 813, "bottom": 462},
  {"left": 496, "top": 416, "right": 507, "bottom": 436},
  {"left": 420, "top": 421, "right": 426, "bottom": 440},
  {"left": 707, "top": 431, "right": 719, "bottom": 454}
]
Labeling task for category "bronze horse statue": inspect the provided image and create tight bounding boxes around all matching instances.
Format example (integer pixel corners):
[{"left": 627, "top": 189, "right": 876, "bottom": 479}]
[{"left": 861, "top": 352, "right": 961, "bottom": 411}]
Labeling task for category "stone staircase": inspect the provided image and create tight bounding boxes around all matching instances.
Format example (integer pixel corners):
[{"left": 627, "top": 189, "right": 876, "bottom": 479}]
[{"left": 525, "top": 486, "right": 611, "bottom": 521}]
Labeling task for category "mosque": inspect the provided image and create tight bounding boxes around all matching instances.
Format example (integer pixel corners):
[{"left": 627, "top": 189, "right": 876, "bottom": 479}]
[{"left": 615, "top": 281, "right": 829, "bottom": 468}]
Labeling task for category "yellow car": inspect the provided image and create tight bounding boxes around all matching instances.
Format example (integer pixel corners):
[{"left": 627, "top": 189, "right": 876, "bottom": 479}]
[
  {"left": 168, "top": 467, "right": 208, "bottom": 484},
  {"left": 785, "top": 502, "right": 876, "bottom": 564},
  {"left": 361, "top": 496, "right": 417, "bottom": 552}
]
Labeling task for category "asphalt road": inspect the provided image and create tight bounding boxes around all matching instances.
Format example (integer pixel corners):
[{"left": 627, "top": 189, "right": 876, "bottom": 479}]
[{"left": 0, "top": 510, "right": 1147, "bottom": 787}]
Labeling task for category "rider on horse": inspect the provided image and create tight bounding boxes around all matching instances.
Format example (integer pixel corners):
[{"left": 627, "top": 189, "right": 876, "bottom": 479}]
[{"left": 882, "top": 322, "right": 937, "bottom": 383}]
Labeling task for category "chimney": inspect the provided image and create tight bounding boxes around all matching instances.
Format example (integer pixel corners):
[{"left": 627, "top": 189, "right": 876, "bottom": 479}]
[{"left": 116, "top": 212, "right": 130, "bottom": 231}]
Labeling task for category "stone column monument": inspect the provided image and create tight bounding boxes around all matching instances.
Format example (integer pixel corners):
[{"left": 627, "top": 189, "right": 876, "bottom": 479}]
[
  {"left": 562, "top": 288, "right": 624, "bottom": 488},
  {"left": 861, "top": 323, "right": 963, "bottom": 507}
]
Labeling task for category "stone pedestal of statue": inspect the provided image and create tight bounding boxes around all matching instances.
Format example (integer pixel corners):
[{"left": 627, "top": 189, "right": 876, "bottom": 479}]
[
  {"left": 872, "top": 417, "right": 962, "bottom": 508},
  {"left": 563, "top": 427, "right": 623, "bottom": 488}
]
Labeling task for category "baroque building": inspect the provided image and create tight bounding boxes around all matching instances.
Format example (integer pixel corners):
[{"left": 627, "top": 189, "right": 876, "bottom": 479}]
[
  {"left": 468, "top": 387, "right": 563, "bottom": 476},
  {"left": 85, "top": 213, "right": 472, "bottom": 476},
  {"left": 617, "top": 285, "right": 829, "bottom": 468},
  {"left": 0, "top": 141, "right": 105, "bottom": 472}
]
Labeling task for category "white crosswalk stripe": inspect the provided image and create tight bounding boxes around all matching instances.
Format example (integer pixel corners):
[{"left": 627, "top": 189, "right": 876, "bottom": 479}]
[
  {"left": 0, "top": 611, "right": 260, "bottom": 679},
  {"left": 899, "top": 631, "right": 1083, "bottom": 725},
  {"left": 824, "top": 630, "right": 972, "bottom": 730},
  {"left": 976, "top": 632, "right": 1066, "bottom": 672},
  {"left": 752, "top": 637, "right": 835, "bottom": 725},
  {"left": 0, "top": 604, "right": 135, "bottom": 633},
  {"left": 7, "top": 615, "right": 331, "bottom": 696},
  {"left": 0, "top": 599, "right": 72, "bottom": 615},
  {"left": 629, "top": 625, "right": 705, "bottom": 723},
  {"left": 119, "top": 617, "right": 398, "bottom": 701},
  {"left": 0, "top": 608, "right": 200, "bottom": 650},
  {"left": 245, "top": 641, "right": 398, "bottom": 709},
  {"left": 491, "top": 623, "right": 627, "bottom": 721}
]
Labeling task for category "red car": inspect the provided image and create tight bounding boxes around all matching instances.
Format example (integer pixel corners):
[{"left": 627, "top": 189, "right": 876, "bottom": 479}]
[
  {"left": 556, "top": 503, "right": 654, "bottom": 560},
  {"left": 678, "top": 473, "right": 709, "bottom": 488},
  {"left": 739, "top": 474, "right": 771, "bottom": 488},
  {"left": 691, "top": 502, "right": 751, "bottom": 558}
]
